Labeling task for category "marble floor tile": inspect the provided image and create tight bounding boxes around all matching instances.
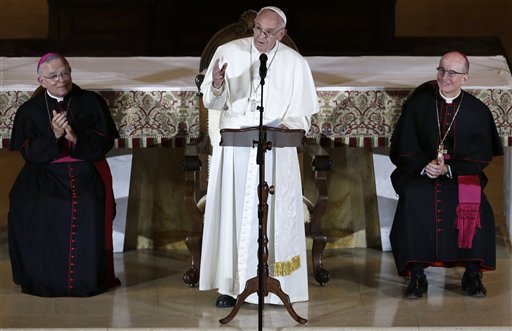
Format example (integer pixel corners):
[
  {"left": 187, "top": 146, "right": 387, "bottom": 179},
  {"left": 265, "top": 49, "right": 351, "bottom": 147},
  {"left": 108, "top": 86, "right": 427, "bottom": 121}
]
[{"left": 1, "top": 241, "right": 510, "bottom": 331}]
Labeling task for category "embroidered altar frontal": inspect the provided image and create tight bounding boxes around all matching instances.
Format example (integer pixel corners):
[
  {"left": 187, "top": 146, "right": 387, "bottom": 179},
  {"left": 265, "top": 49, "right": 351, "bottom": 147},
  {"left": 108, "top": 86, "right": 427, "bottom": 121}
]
[{"left": 1, "top": 56, "right": 511, "bottom": 148}]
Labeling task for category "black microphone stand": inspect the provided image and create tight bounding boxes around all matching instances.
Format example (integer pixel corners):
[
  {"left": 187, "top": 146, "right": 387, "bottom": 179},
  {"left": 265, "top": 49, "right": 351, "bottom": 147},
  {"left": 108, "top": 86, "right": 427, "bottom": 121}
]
[{"left": 219, "top": 56, "right": 307, "bottom": 329}]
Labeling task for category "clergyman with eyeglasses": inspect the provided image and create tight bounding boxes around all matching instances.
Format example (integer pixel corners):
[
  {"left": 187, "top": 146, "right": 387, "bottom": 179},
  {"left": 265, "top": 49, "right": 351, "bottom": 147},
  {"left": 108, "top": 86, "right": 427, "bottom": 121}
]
[
  {"left": 8, "top": 53, "right": 120, "bottom": 297},
  {"left": 198, "top": 6, "right": 319, "bottom": 308},
  {"left": 389, "top": 51, "right": 503, "bottom": 299}
]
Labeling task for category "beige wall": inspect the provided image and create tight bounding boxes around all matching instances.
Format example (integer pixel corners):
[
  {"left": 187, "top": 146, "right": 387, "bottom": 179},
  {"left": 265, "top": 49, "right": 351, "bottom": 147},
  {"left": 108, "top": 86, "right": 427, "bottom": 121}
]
[{"left": 1, "top": 1, "right": 511, "bottom": 58}]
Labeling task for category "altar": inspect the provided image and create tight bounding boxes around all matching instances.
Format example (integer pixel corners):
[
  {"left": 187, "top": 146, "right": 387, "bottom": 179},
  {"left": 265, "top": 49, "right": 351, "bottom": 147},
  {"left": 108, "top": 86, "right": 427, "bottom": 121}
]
[
  {"left": 2, "top": 56, "right": 511, "bottom": 147},
  {"left": 1, "top": 55, "right": 511, "bottom": 251}
]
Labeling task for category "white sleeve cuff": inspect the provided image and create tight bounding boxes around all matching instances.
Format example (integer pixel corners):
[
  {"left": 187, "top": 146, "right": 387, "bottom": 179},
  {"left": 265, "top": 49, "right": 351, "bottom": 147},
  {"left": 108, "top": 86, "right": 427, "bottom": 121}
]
[
  {"left": 211, "top": 84, "right": 224, "bottom": 96},
  {"left": 445, "top": 165, "right": 453, "bottom": 178}
]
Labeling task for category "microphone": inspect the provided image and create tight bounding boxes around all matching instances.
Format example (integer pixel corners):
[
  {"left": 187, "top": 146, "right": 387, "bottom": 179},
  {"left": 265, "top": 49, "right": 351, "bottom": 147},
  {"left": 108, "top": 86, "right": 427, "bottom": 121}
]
[{"left": 259, "top": 53, "right": 268, "bottom": 81}]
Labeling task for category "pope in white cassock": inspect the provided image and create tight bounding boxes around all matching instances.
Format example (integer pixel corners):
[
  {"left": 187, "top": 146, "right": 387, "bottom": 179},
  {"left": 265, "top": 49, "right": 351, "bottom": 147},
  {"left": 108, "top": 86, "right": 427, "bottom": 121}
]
[{"left": 199, "top": 6, "right": 320, "bottom": 307}]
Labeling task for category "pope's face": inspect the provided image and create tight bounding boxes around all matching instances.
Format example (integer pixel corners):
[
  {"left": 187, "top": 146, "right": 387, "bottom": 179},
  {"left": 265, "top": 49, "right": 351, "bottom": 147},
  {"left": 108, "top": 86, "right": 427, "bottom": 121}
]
[
  {"left": 253, "top": 10, "right": 286, "bottom": 53},
  {"left": 37, "top": 57, "right": 73, "bottom": 97}
]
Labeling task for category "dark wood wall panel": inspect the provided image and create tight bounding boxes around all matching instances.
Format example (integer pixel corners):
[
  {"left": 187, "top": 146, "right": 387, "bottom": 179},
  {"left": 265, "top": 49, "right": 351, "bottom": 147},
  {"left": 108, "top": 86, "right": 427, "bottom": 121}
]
[
  {"left": 45, "top": 0, "right": 397, "bottom": 56},
  {"left": 0, "top": 0, "right": 505, "bottom": 58}
]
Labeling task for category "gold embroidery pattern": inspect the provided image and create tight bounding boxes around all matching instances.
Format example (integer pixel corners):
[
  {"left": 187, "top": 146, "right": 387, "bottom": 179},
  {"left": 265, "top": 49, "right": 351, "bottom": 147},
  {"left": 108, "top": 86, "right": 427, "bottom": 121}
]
[
  {"left": 3, "top": 88, "right": 511, "bottom": 149},
  {"left": 273, "top": 255, "right": 301, "bottom": 277}
]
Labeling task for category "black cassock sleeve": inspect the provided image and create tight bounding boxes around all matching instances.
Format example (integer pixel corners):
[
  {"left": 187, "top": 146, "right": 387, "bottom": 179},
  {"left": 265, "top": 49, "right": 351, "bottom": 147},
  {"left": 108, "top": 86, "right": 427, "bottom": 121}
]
[
  {"left": 69, "top": 90, "right": 120, "bottom": 161},
  {"left": 10, "top": 87, "right": 120, "bottom": 163}
]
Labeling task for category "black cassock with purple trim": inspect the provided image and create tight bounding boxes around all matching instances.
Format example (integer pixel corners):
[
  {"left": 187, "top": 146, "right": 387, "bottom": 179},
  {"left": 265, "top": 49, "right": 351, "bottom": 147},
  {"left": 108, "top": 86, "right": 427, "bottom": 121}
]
[
  {"left": 8, "top": 84, "right": 120, "bottom": 297},
  {"left": 389, "top": 85, "right": 503, "bottom": 276}
]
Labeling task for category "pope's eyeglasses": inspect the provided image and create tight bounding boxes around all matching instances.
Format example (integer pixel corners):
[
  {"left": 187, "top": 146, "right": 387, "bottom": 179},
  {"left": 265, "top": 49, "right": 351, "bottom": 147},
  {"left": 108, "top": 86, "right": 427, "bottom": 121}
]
[{"left": 253, "top": 27, "right": 283, "bottom": 39}]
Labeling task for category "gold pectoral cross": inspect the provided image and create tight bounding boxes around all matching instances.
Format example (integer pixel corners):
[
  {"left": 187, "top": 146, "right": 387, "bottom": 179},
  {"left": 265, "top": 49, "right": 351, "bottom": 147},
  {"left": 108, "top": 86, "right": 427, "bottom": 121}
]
[{"left": 437, "top": 144, "right": 447, "bottom": 160}]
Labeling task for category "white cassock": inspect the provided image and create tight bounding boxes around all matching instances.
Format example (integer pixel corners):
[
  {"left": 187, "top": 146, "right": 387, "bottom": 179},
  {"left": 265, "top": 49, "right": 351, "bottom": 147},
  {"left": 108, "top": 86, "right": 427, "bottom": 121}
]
[{"left": 199, "top": 37, "right": 319, "bottom": 304}]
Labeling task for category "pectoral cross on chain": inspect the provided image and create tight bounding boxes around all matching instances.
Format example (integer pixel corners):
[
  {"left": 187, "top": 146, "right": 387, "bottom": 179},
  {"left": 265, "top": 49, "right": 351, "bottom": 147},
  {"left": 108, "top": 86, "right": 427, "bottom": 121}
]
[{"left": 437, "top": 144, "right": 447, "bottom": 160}]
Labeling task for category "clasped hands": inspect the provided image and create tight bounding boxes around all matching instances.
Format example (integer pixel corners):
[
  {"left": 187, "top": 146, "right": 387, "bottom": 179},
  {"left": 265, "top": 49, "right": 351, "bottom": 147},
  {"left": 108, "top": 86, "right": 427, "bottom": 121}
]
[
  {"left": 52, "top": 110, "right": 77, "bottom": 143},
  {"left": 424, "top": 157, "right": 448, "bottom": 179}
]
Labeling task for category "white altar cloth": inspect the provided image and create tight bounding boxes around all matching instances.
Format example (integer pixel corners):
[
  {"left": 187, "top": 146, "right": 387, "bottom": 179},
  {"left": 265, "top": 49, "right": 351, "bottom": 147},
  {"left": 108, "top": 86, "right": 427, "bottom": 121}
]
[{"left": 2, "top": 55, "right": 511, "bottom": 91}]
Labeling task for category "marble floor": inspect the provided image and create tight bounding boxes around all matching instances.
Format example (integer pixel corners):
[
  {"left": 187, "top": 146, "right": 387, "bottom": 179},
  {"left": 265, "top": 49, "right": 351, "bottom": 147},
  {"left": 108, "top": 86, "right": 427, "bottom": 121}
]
[{"left": 0, "top": 231, "right": 511, "bottom": 331}]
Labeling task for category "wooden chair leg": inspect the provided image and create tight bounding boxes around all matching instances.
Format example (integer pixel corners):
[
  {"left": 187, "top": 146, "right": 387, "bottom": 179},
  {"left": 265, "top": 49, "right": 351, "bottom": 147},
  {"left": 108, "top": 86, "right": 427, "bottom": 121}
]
[
  {"left": 182, "top": 155, "right": 203, "bottom": 286},
  {"left": 183, "top": 231, "right": 201, "bottom": 286},
  {"left": 306, "top": 154, "right": 331, "bottom": 286}
]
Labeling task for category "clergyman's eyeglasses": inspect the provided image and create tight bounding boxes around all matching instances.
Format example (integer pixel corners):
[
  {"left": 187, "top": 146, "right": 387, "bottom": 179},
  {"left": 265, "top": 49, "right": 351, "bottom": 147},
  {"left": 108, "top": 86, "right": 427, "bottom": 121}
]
[
  {"left": 40, "top": 70, "right": 71, "bottom": 82},
  {"left": 436, "top": 67, "right": 467, "bottom": 77}
]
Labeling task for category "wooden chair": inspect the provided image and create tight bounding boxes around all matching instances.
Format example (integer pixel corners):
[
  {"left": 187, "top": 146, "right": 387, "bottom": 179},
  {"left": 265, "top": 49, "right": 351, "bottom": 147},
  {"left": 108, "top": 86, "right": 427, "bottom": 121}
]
[{"left": 182, "top": 9, "right": 332, "bottom": 287}]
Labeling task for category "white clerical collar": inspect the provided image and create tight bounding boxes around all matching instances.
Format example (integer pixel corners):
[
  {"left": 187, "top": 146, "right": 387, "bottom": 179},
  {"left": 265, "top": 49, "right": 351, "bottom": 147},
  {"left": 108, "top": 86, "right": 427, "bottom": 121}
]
[
  {"left": 252, "top": 40, "right": 279, "bottom": 58},
  {"left": 46, "top": 90, "right": 64, "bottom": 102},
  {"left": 439, "top": 90, "right": 461, "bottom": 104}
]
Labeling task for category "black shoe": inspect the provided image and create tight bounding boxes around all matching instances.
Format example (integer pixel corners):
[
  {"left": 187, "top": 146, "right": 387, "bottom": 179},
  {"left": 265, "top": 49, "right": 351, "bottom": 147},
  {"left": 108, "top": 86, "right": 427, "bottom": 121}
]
[
  {"left": 404, "top": 274, "right": 428, "bottom": 299},
  {"left": 461, "top": 271, "right": 487, "bottom": 297},
  {"left": 215, "top": 295, "right": 236, "bottom": 307}
]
